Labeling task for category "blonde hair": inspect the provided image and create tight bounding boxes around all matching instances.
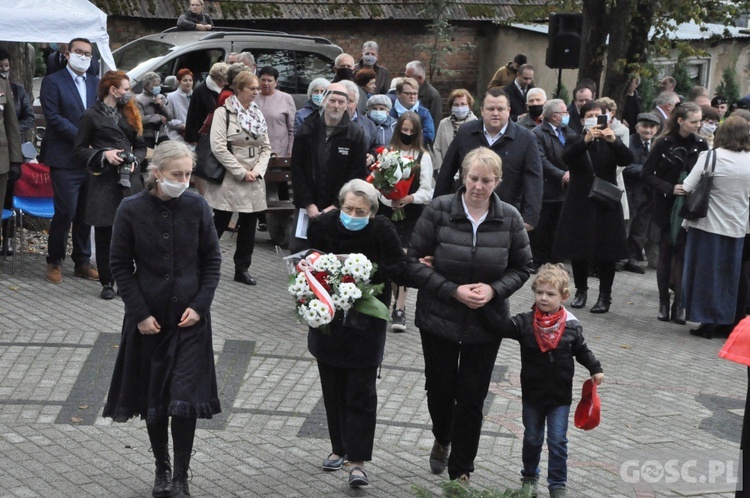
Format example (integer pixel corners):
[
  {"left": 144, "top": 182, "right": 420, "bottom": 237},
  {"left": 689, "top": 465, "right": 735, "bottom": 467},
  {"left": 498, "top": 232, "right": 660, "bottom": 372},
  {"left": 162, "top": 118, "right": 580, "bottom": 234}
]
[
  {"left": 145, "top": 141, "right": 195, "bottom": 190},
  {"left": 531, "top": 263, "right": 570, "bottom": 297},
  {"left": 461, "top": 147, "right": 502, "bottom": 181}
]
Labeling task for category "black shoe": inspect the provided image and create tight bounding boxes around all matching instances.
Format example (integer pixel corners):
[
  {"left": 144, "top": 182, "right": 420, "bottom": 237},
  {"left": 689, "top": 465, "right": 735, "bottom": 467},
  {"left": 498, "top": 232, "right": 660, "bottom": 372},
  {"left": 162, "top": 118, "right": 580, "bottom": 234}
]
[
  {"left": 348, "top": 467, "right": 369, "bottom": 487},
  {"left": 152, "top": 445, "right": 171, "bottom": 498},
  {"left": 657, "top": 302, "right": 670, "bottom": 321},
  {"left": 529, "top": 262, "right": 541, "bottom": 275},
  {"left": 671, "top": 304, "right": 686, "bottom": 325},
  {"left": 172, "top": 452, "right": 191, "bottom": 497},
  {"left": 429, "top": 440, "right": 450, "bottom": 474},
  {"left": 100, "top": 284, "right": 115, "bottom": 300},
  {"left": 391, "top": 308, "right": 407, "bottom": 332},
  {"left": 234, "top": 270, "right": 257, "bottom": 285},
  {"left": 623, "top": 260, "right": 645, "bottom": 274},
  {"left": 257, "top": 222, "right": 268, "bottom": 232},
  {"left": 690, "top": 323, "right": 715, "bottom": 339},
  {"left": 590, "top": 293, "right": 611, "bottom": 314},
  {"left": 321, "top": 452, "right": 346, "bottom": 471},
  {"left": 570, "top": 290, "right": 587, "bottom": 309}
]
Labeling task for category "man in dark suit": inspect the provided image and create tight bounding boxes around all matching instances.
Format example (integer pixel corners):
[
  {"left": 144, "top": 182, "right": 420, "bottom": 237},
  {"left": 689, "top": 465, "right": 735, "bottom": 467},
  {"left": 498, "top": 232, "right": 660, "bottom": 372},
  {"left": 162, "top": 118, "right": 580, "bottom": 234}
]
[
  {"left": 40, "top": 37, "right": 100, "bottom": 284},
  {"left": 566, "top": 83, "right": 595, "bottom": 135},
  {"left": 529, "top": 98, "right": 578, "bottom": 270},
  {"left": 434, "top": 88, "right": 543, "bottom": 230},
  {"left": 651, "top": 91, "right": 679, "bottom": 128},
  {"left": 503, "top": 64, "right": 535, "bottom": 122}
]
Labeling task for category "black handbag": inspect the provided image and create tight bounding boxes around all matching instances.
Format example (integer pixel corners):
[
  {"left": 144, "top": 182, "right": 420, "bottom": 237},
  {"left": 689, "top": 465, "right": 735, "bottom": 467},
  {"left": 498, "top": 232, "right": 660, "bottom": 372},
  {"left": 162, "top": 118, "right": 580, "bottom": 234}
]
[
  {"left": 585, "top": 151, "right": 623, "bottom": 209},
  {"left": 194, "top": 108, "right": 231, "bottom": 184},
  {"left": 680, "top": 149, "right": 716, "bottom": 221}
]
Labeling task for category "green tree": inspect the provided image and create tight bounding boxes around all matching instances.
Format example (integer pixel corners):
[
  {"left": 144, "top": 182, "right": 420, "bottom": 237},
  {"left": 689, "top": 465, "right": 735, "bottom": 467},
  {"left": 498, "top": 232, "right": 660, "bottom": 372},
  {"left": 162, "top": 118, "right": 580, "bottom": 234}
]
[
  {"left": 715, "top": 66, "right": 741, "bottom": 107},
  {"left": 671, "top": 59, "right": 694, "bottom": 96},
  {"left": 414, "top": 0, "right": 474, "bottom": 81}
]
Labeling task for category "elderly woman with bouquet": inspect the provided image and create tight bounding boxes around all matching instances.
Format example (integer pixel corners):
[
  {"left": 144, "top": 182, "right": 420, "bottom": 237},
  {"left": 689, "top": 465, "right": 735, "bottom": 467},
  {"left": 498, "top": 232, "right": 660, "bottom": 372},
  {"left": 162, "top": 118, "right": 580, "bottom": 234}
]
[{"left": 294, "top": 179, "right": 407, "bottom": 488}]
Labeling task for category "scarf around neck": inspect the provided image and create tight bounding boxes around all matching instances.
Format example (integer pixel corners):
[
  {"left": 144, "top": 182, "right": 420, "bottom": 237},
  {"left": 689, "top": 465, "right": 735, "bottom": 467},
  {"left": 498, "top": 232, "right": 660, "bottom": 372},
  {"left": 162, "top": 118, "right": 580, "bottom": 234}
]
[
  {"left": 394, "top": 99, "right": 419, "bottom": 117},
  {"left": 532, "top": 305, "right": 567, "bottom": 353},
  {"left": 229, "top": 95, "right": 267, "bottom": 139}
]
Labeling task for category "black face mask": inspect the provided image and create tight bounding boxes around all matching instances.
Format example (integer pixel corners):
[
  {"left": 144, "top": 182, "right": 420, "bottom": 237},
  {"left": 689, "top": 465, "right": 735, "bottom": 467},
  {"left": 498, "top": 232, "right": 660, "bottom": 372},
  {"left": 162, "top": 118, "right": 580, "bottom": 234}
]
[
  {"left": 400, "top": 132, "right": 413, "bottom": 146},
  {"left": 528, "top": 104, "right": 544, "bottom": 119},
  {"left": 335, "top": 68, "right": 354, "bottom": 81}
]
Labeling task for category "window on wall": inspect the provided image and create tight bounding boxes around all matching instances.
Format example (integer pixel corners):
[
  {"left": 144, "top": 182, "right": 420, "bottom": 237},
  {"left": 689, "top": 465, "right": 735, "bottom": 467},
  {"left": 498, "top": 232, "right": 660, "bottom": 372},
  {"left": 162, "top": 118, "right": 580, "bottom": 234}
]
[{"left": 656, "top": 58, "right": 711, "bottom": 88}]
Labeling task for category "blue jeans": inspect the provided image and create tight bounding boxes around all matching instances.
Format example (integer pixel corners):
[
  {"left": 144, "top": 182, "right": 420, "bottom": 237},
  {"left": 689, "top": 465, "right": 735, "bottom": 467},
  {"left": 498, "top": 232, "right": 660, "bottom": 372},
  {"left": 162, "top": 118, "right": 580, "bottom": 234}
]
[{"left": 521, "top": 402, "right": 570, "bottom": 491}]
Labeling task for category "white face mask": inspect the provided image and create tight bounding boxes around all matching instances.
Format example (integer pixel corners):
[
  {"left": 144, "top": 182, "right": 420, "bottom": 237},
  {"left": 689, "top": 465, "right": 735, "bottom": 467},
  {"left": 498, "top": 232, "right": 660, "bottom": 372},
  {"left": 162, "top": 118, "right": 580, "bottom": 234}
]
[
  {"left": 157, "top": 176, "right": 189, "bottom": 198},
  {"left": 583, "top": 117, "right": 598, "bottom": 131},
  {"left": 452, "top": 105, "right": 470, "bottom": 120},
  {"left": 67, "top": 53, "right": 91, "bottom": 73},
  {"left": 701, "top": 122, "right": 717, "bottom": 135}
]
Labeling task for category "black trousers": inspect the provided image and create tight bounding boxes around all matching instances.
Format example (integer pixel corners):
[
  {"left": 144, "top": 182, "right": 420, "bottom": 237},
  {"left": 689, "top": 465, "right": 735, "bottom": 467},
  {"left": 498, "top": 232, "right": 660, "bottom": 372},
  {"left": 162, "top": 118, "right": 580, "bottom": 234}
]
[
  {"left": 420, "top": 330, "right": 501, "bottom": 479},
  {"left": 94, "top": 226, "right": 113, "bottom": 286},
  {"left": 47, "top": 168, "right": 92, "bottom": 266},
  {"left": 656, "top": 228, "right": 686, "bottom": 303},
  {"left": 571, "top": 259, "right": 616, "bottom": 296},
  {"left": 317, "top": 362, "right": 378, "bottom": 462},
  {"left": 529, "top": 201, "right": 562, "bottom": 266},
  {"left": 627, "top": 189, "right": 654, "bottom": 261},
  {"left": 146, "top": 415, "right": 197, "bottom": 456},
  {"left": 213, "top": 210, "right": 258, "bottom": 271}
]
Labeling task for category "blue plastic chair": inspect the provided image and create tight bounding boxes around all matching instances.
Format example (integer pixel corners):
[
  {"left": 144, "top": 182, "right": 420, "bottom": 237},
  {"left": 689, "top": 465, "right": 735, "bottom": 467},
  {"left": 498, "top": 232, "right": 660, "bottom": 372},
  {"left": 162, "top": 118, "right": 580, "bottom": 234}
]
[
  {"left": 1, "top": 208, "right": 15, "bottom": 273},
  {"left": 13, "top": 196, "right": 55, "bottom": 272}
]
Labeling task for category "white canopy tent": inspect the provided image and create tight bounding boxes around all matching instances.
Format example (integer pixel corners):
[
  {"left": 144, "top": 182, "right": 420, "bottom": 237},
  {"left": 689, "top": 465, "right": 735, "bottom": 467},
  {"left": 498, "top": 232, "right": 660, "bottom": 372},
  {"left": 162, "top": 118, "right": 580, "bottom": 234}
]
[{"left": 0, "top": 0, "right": 116, "bottom": 71}]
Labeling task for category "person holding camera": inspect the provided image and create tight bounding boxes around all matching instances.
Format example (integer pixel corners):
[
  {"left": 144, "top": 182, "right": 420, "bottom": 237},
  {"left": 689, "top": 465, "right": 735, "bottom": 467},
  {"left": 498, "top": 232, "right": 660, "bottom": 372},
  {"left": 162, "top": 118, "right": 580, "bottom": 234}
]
[
  {"left": 74, "top": 70, "right": 146, "bottom": 300},
  {"left": 136, "top": 72, "right": 169, "bottom": 148}
]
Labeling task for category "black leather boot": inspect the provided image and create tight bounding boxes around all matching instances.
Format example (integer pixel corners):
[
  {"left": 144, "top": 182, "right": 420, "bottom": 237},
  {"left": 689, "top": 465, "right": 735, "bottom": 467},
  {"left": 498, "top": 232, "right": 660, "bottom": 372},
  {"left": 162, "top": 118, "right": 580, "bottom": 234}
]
[
  {"left": 690, "top": 323, "right": 716, "bottom": 339},
  {"left": 671, "top": 303, "right": 686, "bottom": 325},
  {"left": 657, "top": 300, "right": 670, "bottom": 322},
  {"left": 234, "top": 269, "right": 257, "bottom": 285},
  {"left": 590, "top": 293, "right": 611, "bottom": 314},
  {"left": 171, "top": 452, "right": 191, "bottom": 497},
  {"left": 152, "top": 444, "right": 171, "bottom": 498},
  {"left": 570, "top": 290, "right": 587, "bottom": 309}
]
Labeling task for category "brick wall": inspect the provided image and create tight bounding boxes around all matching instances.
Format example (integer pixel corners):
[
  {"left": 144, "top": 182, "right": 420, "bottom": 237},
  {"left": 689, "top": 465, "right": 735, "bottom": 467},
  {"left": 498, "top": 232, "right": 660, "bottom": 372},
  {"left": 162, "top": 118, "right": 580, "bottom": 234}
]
[{"left": 108, "top": 17, "right": 494, "bottom": 117}]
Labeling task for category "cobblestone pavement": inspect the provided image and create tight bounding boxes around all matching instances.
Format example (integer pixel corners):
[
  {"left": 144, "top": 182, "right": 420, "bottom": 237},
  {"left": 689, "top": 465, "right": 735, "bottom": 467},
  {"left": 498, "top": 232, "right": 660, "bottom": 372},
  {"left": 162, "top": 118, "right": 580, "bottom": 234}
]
[{"left": 0, "top": 230, "right": 745, "bottom": 497}]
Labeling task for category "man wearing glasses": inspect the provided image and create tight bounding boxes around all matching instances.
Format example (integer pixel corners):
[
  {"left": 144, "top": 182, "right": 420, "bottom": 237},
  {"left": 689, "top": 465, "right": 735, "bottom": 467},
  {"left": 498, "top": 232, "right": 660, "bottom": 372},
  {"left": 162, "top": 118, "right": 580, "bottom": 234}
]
[
  {"left": 434, "top": 88, "right": 543, "bottom": 232},
  {"left": 529, "top": 99, "right": 578, "bottom": 271},
  {"left": 40, "top": 38, "right": 100, "bottom": 284}
]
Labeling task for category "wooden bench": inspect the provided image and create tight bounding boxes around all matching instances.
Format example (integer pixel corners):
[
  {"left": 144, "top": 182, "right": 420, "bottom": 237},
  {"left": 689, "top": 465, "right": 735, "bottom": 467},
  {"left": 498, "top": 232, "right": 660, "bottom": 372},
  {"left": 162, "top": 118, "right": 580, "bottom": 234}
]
[{"left": 264, "top": 155, "right": 295, "bottom": 248}]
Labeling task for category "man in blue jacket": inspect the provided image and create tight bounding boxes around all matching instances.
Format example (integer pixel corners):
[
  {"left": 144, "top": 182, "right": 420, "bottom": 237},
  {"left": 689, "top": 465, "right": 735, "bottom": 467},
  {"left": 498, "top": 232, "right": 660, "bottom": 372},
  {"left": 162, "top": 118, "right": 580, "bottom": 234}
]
[
  {"left": 434, "top": 88, "right": 543, "bottom": 230},
  {"left": 40, "top": 37, "right": 99, "bottom": 284}
]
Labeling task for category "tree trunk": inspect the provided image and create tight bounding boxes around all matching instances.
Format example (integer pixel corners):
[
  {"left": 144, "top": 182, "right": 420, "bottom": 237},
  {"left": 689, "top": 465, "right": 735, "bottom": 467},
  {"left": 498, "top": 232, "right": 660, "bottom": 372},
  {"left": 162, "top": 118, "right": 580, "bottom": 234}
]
[{"left": 578, "top": 0, "right": 609, "bottom": 95}]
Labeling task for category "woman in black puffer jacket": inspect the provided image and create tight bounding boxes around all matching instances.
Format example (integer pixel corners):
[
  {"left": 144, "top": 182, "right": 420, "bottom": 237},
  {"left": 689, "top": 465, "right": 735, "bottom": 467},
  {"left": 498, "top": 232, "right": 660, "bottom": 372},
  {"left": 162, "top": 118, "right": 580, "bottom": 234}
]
[{"left": 408, "top": 147, "right": 532, "bottom": 483}]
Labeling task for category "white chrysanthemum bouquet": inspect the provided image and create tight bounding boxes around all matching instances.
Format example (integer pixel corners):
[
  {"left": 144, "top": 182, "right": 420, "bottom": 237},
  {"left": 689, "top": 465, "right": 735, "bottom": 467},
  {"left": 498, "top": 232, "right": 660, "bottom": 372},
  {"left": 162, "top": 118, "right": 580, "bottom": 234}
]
[{"left": 288, "top": 251, "right": 389, "bottom": 332}]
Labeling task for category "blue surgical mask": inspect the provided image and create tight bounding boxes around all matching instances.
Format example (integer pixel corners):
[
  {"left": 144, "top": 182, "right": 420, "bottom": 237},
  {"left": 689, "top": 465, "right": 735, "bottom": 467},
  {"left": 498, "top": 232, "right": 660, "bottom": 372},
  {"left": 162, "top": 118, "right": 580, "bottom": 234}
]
[
  {"left": 340, "top": 211, "right": 369, "bottom": 231},
  {"left": 311, "top": 93, "right": 324, "bottom": 106},
  {"left": 561, "top": 114, "right": 570, "bottom": 126},
  {"left": 362, "top": 55, "right": 377, "bottom": 66},
  {"left": 369, "top": 110, "right": 387, "bottom": 124},
  {"left": 151, "top": 86, "right": 161, "bottom": 95}
]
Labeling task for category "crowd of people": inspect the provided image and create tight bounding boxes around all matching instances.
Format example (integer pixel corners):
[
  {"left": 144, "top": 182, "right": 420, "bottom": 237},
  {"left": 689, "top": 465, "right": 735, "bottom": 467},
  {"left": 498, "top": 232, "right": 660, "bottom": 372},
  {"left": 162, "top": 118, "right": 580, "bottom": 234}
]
[{"left": 1, "top": 23, "right": 748, "bottom": 497}]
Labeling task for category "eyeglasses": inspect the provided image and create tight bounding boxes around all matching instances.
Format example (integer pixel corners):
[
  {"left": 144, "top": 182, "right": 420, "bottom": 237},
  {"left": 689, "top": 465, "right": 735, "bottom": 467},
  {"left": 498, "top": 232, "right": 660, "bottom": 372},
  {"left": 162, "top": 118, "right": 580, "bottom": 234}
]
[
  {"left": 400, "top": 92, "right": 418, "bottom": 97},
  {"left": 72, "top": 49, "right": 93, "bottom": 58}
]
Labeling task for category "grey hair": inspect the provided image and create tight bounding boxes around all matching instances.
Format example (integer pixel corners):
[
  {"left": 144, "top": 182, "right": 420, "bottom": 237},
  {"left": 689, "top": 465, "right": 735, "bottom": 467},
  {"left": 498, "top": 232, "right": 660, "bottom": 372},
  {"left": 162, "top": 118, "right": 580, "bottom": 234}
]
[
  {"left": 208, "top": 62, "right": 229, "bottom": 84},
  {"left": 543, "top": 99, "right": 565, "bottom": 120},
  {"left": 334, "top": 53, "right": 354, "bottom": 67},
  {"left": 307, "top": 77, "right": 330, "bottom": 99},
  {"left": 142, "top": 72, "right": 161, "bottom": 88},
  {"left": 338, "top": 179, "right": 379, "bottom": 215},
  {"left": 655, "top": 91, "right": 679, "bottom": 107},
  {"left": 405, "top": 60, "right": 426, "bottom": 77},
  {"left": 362, "top": 41, "right": 379, "bottom": 53},
  {"left": 145, "top": 141, "right": 195, "bottom": 190},
  {"left": 526, "top": 87, "right": 546, "bottom": 104},
  {"left": 339, "top": 79, "right": 359, "bottom": 106},
  {"left": 238, "top": 51, "right": 255, "bottom": 67},
  {"left": 227, "top": 63, "right": 249, "bottom": 86}
]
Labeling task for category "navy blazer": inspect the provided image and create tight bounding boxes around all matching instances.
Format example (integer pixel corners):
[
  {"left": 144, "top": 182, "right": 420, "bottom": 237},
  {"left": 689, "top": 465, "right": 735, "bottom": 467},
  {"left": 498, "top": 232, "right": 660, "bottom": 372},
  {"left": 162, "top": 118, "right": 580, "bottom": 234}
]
[
  {"left": 503, "top": 81, "right": 533, "bottom": 121},
  {"left": 40, "top": 68, "right": 99, "bottom": 170}
]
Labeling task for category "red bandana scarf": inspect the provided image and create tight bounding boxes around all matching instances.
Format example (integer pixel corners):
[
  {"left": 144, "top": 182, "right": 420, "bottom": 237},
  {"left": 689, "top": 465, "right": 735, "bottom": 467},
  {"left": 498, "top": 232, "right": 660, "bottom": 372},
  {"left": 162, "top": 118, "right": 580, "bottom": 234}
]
[{"left": 533, "top": 306, "right": 567, "bottom": 352}]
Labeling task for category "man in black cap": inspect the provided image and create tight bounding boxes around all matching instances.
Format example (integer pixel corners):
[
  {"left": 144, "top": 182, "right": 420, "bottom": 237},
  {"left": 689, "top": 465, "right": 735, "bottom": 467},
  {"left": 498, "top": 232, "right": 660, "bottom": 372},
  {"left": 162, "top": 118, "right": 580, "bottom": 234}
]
[
  {"left": 711, "top": 95, "right": 728, "bottom": 121},
  {"left": 621, "top": 112, "right": 660, "bottom": 273}
]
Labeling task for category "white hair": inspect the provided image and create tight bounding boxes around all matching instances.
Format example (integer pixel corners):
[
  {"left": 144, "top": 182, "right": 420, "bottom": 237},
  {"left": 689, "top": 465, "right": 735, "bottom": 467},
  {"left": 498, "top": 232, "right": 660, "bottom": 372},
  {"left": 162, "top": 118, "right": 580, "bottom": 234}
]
[
  {"left": 334, "top": 53, "right": 354, "bottom": 67},
  {"left": 526, "top": 88, "right": 547, "bottom": 104},
  {"left": 405, "top": 60, "right": 426, "bottom": 77},
  {"left": 339, "top": 79, "right": 359, "bottom": 106},
  {"left": 307, "top": 77, "right": 330, "bottom": 99},
  {"left": 362, "top": 41, "right": 379, "bottom": 53}
]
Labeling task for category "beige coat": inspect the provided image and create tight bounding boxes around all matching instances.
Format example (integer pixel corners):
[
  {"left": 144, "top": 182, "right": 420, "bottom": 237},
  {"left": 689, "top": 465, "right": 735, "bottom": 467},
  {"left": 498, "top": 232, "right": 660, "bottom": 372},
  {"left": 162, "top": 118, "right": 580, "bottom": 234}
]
[
  {"left": 432, "top": 113, "right": 477, "bottom": 172},
  {"left": 206, "top": 100, "right": 271, "bottom": 213},
  {"left": 0, "top": 77, "right": 22, "bottom": 175}
]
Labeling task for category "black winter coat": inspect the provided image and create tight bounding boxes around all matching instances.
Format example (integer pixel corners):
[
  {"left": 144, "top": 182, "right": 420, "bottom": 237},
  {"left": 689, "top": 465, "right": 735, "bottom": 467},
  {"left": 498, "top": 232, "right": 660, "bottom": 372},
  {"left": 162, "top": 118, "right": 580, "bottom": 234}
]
[
  {"left": 532, "top": 121, "right": 578, "bottom": 202},
  {"left": 176, "top": 10, "right": 213, "bottom": 30},
  {"left": 291, "top": 111, "right": 367, "bottom": 211},
  {"left": 103, "top": 190, "right": 222, "bottom": 423},
  {"left": 641, "top": 133, "right": 708, "bottom": 230},
  {"left": 306, "top": 211, "right": 407, "bottom": 369},
  {"left": 184, "top": 81, "right": 218, "bottom": 143},
  {"left": 407, "top": 189, "right": 532, "bottom": 344},
  {"left": 434, "top": 119, "right": 544, "bottom": 227},
  {"left": 496, "top": 310, "right": 603, "bottom": 406},
  {"left": 74, "top": 101, "right": 145, "bottom": 227},
  {"left": 553, "top": 134, "right": 633, "bottom": 261}
]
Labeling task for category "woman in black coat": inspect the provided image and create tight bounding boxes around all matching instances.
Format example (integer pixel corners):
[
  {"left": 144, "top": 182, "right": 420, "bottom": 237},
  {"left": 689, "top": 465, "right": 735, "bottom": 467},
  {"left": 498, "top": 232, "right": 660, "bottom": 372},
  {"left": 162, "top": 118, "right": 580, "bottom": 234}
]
[
  {"left": 553, "top": 100, "right": 634, "bottom": 313},
  {"left": 74, "top": 70, "right": 146, "bottom": 300},
  {"left": 305, "top": 178, "right": 407, "bottom": 488},
  {"left": 408, "top": 147, "right": 532, "bottom": 483},
  {"left": 641, "top": 102, "right": 707, "bottom": 323},
  {"left": 103, "top": 141, "right": 222, "bottom": 498}
]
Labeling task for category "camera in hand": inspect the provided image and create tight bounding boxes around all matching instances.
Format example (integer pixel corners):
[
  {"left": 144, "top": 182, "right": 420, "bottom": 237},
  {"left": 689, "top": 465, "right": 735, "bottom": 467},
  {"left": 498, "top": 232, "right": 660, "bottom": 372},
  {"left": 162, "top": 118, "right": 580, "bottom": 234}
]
[{"left": 116, "top": 151, "right": 136, "bottom": 188}]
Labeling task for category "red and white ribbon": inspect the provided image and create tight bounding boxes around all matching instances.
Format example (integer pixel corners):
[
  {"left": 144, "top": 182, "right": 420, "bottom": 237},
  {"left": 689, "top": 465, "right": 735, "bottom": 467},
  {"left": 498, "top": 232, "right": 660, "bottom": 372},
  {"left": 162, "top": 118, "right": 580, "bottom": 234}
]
[{"left": 296, "top": 252, "right": 334, "bottom": 317}]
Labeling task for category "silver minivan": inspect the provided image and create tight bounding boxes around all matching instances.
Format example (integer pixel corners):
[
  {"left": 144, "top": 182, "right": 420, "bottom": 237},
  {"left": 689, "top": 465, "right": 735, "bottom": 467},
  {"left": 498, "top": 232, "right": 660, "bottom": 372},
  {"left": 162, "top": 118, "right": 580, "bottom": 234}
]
[{"left": 113, "top": 27, "right": 343, "bottom": 107}]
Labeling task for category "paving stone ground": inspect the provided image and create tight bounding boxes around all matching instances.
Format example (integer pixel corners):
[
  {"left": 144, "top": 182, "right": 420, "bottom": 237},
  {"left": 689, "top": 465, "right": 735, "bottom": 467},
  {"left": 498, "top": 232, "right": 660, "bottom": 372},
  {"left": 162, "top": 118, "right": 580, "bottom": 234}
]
[{"left": 0, "top": 229, "right": 745, "bottom": 497}]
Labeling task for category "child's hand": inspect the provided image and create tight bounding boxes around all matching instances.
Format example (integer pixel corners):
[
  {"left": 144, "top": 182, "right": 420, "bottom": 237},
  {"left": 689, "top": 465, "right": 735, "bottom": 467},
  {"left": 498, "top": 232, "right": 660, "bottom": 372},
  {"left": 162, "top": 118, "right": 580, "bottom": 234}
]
[{"left": 591, "top": 373, "right": 604, "bottom": 385}]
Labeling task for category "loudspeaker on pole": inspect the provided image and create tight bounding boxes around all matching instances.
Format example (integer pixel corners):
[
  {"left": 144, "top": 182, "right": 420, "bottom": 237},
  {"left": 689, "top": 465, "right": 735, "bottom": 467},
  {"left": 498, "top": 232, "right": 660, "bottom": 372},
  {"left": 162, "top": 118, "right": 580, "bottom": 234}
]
[{"left": 546, "top": 13, "right": 583, "bottom": 70}]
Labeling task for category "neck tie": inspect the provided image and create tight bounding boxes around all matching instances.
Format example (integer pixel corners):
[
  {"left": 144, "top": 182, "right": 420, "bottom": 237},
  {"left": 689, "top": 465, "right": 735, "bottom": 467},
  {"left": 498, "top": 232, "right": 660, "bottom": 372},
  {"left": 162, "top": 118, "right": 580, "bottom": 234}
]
[
  {"left": 75, "top": 75, "right": 87, "bottom": 106},
  {"left": 557, "top": 127, "right": 565, "bottom": 146},
  {"left": 644, "top": 141, "right": 650, "bottom": 154}
]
